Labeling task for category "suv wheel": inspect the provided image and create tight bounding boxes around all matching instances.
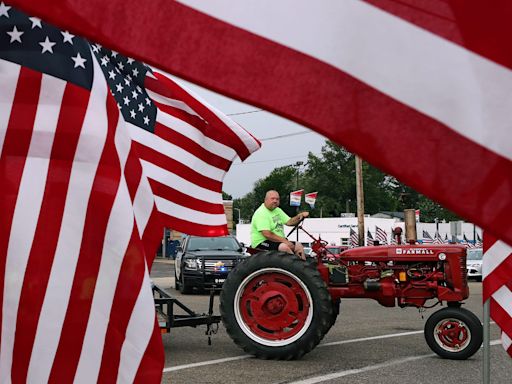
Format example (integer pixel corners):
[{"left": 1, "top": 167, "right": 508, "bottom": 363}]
[{"left": 178, "top": 271, "right": 192, "bottom": 294}]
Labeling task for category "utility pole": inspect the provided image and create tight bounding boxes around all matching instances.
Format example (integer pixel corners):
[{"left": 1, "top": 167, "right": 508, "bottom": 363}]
[{"left": 355, "top": 155, "right": 365, "bottom": 246}]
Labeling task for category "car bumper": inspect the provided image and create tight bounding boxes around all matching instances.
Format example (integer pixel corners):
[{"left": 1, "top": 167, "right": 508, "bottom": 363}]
[{"left": 183, "top": 271, "right": 230, "bottom": 288}]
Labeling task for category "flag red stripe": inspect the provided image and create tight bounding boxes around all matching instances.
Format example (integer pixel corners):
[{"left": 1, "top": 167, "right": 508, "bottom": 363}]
[
  {"left": 134, "top": 141, "right": 223, "bottom": 191},
  {"left": 133, "top": 320, "right": 165, "bottom": 384},
  {"left": 97, "top": 228, "right": 145, "bottom": 384},
  {"left": 124, "top": 143, "right": 145, "bottom": 202},
  {"left": 48, "top": 95, "right": 121, "bottom": 382},
  {"left": 148, "top": 179, "right": 225, "bottom": 214},
  {"left": 159, "top": 212, "right": 228, "bottom": 237},
  {"left": 490, "top": 297, "right": 512, "bottom": 340},
  {"left": 146, "top": 73, "right": 253, "bottom": 159},
  {"left": 365, "top": 0, "right": 512, "bottom": 71},
  {"left": 11, "top": 81, "right": 90, "bottom": 382},
  {"left": 153, "top": 118, "right": 232, "bottom": 171},
  {"left": 0, "top": 67, "right": 41, "bottom": 351}
]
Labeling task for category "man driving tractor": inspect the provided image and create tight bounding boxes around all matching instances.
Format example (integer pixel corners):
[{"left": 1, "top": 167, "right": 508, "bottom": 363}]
[{"left": 250, "top": 190, "right": 309, "bottom": 259}]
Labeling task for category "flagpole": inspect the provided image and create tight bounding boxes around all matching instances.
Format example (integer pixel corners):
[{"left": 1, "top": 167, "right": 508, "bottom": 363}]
[
  {"left": 483, "top": 298, "right": 491, "bottom": 384},
  {"left": 355, "top": 155, "right": 365, "bottom": 246}
]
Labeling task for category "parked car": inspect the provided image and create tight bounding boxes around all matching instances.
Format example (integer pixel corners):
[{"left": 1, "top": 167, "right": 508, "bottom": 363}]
[
  {"left": 175, "top": 235, "right": 248, "bottom": 293},
  {"left": 466, "top": 248, "right": 483, "bottom": 281}
]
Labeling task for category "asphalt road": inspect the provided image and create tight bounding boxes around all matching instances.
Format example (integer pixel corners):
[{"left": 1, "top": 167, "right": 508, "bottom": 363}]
[{"left": 150, "top": 258, "right": 511, "bottom": 384}]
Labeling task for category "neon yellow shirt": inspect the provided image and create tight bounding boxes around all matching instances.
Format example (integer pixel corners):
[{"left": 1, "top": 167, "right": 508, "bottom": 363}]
[{"left": 250, "top": 204, "right": 290, "bottom": 247}]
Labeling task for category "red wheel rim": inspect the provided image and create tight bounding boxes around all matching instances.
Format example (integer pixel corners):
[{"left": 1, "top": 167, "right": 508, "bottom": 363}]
[
  {"left": 434, "top": 318, "right": 470, "bottom": 352},
  {"left": 235, "top": 268, "right": 312, "bottom": 345}
]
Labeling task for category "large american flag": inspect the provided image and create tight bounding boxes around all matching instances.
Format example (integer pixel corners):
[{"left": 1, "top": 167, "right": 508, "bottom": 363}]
[
  {"left": 483, "top": 234, "right": 512, "bottom": 357},
  {"left": 6, "top": 0, "right": 512, "bottom": 364},
  {"left": 0, "top": 5, "right": 259, "bottom": 383}
]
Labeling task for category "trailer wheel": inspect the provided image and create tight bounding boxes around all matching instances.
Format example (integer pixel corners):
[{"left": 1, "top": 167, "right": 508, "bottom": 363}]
[
  {"left": 424, "top": 307, "right": 482, "bottom": 360},
  {"left": 220, "top": 251, "right": 332, "bottom": 360}
]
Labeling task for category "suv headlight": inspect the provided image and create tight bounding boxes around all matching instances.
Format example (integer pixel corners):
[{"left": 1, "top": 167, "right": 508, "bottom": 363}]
[{"left": 184, "top": 258, "right": 202, "bottom": 270}]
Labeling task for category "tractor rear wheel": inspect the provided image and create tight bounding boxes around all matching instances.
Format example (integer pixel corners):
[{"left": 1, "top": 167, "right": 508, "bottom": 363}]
[
  {"left": 220, "top": 251, "right": 333, "bottom": 360},
  {"left": 424, "top": 307, "right": 482, "bottom": 360}
]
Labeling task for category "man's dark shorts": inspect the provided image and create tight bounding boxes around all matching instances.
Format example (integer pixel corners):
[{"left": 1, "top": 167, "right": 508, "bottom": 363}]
[{"left": 257, "top": 240, "right": 281, "bottom": 251}]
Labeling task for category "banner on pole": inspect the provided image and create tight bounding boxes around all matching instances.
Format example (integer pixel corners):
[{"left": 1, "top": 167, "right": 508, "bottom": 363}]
[
  {"left": 305, "top": 192, "right": 318, "bottom": 208},
  {"left": 290, "top": 190, "right": 303, "bottom": 207}
]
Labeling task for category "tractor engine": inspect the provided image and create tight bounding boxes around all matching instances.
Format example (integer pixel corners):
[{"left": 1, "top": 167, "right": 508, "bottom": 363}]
[{"left": 319, "top": 244, "right": 469, "bottom": 308}]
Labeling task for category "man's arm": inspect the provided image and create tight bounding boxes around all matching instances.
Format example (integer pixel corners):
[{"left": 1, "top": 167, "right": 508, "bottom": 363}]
[{"left": 285, "top": 211, "right": 309, "bottom": 226}]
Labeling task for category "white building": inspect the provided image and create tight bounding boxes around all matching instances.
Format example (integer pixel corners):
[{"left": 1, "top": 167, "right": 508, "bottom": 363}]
[{"left": 235, "top": 217, "right": 482, "bottom": 246}]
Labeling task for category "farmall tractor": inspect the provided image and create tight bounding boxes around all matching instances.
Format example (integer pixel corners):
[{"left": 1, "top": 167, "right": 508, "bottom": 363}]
[{"left": 219, "top": 223, "right": 482, "bottom": 360}]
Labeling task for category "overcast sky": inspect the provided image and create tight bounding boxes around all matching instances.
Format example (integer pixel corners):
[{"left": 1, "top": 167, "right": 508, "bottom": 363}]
[{"left": 180, "top": 79, "right": 328, "bottom": 199}]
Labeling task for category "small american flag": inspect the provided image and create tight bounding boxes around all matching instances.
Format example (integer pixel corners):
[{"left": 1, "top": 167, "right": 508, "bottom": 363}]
[
  {"left": 422, "top": 230, "right": 434, "bottom": 244},
  {"left": 0, "top": 5, "right": 259, "bottom": 383},
  {"left": 433, "top": 231, "right": 443, "bottom": 244},
  {"left": 350, "top": 228, "right": 359, "bottom": 248},
  {"left": 366, "top": 230, "right": 374, "bottom": 246},
  {"left": 375, "top": 226, "right": 387, "bottom": 245}
]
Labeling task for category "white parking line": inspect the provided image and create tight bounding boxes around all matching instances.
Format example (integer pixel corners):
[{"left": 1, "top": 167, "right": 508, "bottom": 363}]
[
  {"left": 163, "top": 355, "right": 251, "bottom": 372},
  {"left": 163, "top": 326, "right": 499, "bottom": 373},
  {"left": 286, "top": 353, "right": 436, "bottom": 384},
  {"left": 287, "top": 339, "right": 502, "bottom": 384}
]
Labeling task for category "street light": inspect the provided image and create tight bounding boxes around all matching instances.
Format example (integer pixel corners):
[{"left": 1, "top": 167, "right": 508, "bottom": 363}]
[
  {"left": 234, "top": 208, "right": 241, "bottom": 224},
  {"left": 294, "top": 161, "right": 304, "bottom": 189}
]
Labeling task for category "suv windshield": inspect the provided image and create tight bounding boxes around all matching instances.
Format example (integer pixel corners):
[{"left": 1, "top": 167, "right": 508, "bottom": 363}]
[
  {"left": 187, "top": 236, "right": 240, "bottom": 251},
  {"left": 467, "top": 249, "right": 483, "bottom": 260}
]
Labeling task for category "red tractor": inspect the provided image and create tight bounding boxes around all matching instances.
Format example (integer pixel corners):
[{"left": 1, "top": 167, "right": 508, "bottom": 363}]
[{"left": 219, "top": 225, "right": 482, "bottom": 361}]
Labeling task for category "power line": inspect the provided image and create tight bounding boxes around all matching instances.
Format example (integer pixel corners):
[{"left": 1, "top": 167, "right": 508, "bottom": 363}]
[
  {"left": 226, "top": 109, "right": 263, "bottom": 116},
  {"left": 232, "top": 153, "right": 319, "bottom": 166},
  {"left": 260, "top": 131, "right": 312, "bottom": 141}
]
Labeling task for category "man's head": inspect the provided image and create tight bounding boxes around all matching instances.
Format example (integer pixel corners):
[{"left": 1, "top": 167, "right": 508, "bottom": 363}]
[{"left": 264, "top": 190, "right": 280, "bottom": 210}]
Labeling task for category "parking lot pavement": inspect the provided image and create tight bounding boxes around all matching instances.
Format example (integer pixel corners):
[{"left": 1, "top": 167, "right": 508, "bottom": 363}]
[{"left": 148, "top": 260, "right": 512, "bottom": 384}]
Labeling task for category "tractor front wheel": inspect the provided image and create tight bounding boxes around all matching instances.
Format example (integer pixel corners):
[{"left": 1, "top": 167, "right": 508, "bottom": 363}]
[
  {"left": 424, "top": 307, "right": 482, "bottom": 360},
  {"left": 220, "top": 251, "right": 333, "bottom": 360}
]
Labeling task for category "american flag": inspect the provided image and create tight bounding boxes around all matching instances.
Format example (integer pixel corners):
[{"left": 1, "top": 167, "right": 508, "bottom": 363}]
[
  {"left": 375, "top": 226, "right": 387, "bottom": 245},
  {"left": 476, "top": 233, "right": 483, "bottom": 248},
  {"left": 349, "top": 228, "right": 359, "bottom": 248},
  {"left": 463, "top": 234, "right": 475, "bottom": 248},
  {"left": 0, "top": 5, "right": 259, "bottom": 383},
  {"left": 433, "top": 231, "right": 443, "bottom": 244},
  {"left": 483, "top": 234, "right": 512, "bottom": 357},
  {"left": 366, "top": 230, "right": 374, "bottom": 246},
  {"left": 8, "top": 0, "right": 512, "bottom": 362},
  {"left": 422, "top": 230, "right": 434, "bottom": 244}
]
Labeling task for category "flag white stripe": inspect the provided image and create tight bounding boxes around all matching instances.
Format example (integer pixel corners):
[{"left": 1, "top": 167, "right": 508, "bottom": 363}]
[
  {"left": 74, "top": 155, "right": 134, "bottom": 382},
  {"left": 156, "top": 109, "right": 236, "bottom": 160},
  {"left": 155, "top": 196, "right": 227, "bottom": 225},
  {"left": 117, "top": 268, "right": 155, "bottom": 384},
  {"left": 482, "top": 240, "right": 512, "bottom": 278},
  {"left": 168, "top": 76, "right": 261, "bottom": 154},
  {"left": 0, "top": 59, "right": 20, "bottom": 155},
  {"left": 129, "top": 122, "right": 227, "bottom": 181},
  {"left": 27, "top": 58, "right": 109, "bottom": 383},
  {"left": 140, "top": 159, "right": 222, "bottom": 203},
  {"left": 179, "top": 0, "right": 512, "bottom": 161},
  {"left": 0, "top": 73, "right": 65, "bottom": 382},
  {"left": 146, "top": 88, "right": 201, "bottom": 118},
  {"left": 492, "top": 285, "right": 512, "bottom": 318},
  {"left": 133, "top": 175, "right": 155, "bottom": 236}
]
